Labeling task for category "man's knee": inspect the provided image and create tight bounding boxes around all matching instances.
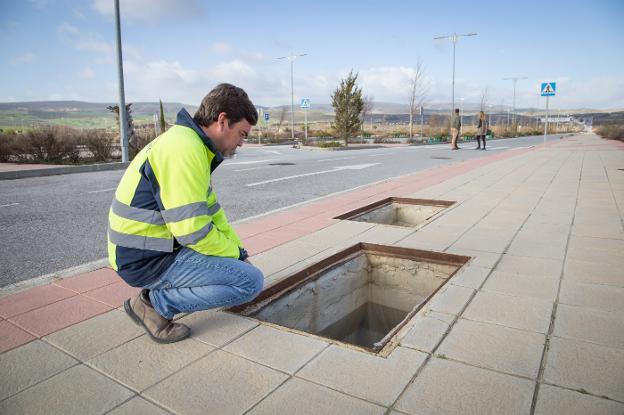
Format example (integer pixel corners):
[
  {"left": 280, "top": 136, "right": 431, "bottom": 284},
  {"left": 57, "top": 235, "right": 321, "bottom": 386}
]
[{"left": 242, "top": 265, "right": 264, "bottom": 299}]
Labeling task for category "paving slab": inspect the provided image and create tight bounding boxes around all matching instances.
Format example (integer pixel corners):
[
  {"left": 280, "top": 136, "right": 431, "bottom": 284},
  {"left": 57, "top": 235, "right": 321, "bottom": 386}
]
[
  {"left": 248, "top": 377, "right": 385, "bottom": 415},
  {"left": 44, "top": 309, "right": 144, "bottom": 361},
  {"left": 558, "top": 279, "right": 624, "bottom": 313},
  {"left": 553, "top": 303, "right": 624, "bottom": 349},
  {"left": 107, "top": 397, "right": 172, "bottom": 415},
  {"left": 0, "top": 364, "right": 134, "bottom": 415},
  {"left": 87, "top": 335, "right": 213, "bottom": 391},
  {"left": 0, "top": 283, "right": 76, "bottom": 318},
  {"left": 395, "top": 357, "right": 534, "bottom": 415},
  {"left": 178, "top": 310, "right": 258, "bottom": 347},
  {"left": 437, "top": 319, "right": 545, "bottom": 378},
  {"left": 0, "top": 340, "right": 77, "bottom": 401},
  {"left": 0, "top": 319, "right": 36, "bottom": 353},
  {"left": 297, "top": 345, "right": 427, "bottom": 406},
  {"left": 445, "top": 248, "right": 501, "bottom": 269},
  {"left": 463, "top": 290, "right": 553, "bottom": 333},
  {"left": 563, "top": 258, "right": 624, "bottom": 286},
  {"left": 494, "top": 254, "right": 563, "bottom": 278},
  {"left": 144, "top": 350, "right": 288, "bottom": 415},
  {"left": 427, "top": 284, "right": 474, "bottom": 315},
  {"left": 223, "top": 324, "right": 328, "bottom": 374},
  {"left": 534, "top": 384, "right": 624, "bottom": 415},
  {"left": 400, "top": 311, "right": 454, "bottom": 353},
  {"left": 481, "top": 270, "right": 559, "bottom": 301},
  {"left": 449, "top": 265, "right": 491, "bottom": 289},
  {"left": 544, "top": 336, "right": 624, "bottom": 401}
]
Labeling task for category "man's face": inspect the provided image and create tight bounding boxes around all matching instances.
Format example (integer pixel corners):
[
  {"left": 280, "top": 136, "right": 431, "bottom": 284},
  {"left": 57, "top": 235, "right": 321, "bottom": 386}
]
[{"left": 216, "top": 118, "right": 252, "bottom": 157}]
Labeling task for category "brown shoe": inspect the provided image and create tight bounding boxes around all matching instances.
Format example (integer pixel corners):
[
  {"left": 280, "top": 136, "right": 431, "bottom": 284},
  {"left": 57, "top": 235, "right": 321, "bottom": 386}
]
[{"left": 124, "top": 289, "right": 190, "bottom": 344}]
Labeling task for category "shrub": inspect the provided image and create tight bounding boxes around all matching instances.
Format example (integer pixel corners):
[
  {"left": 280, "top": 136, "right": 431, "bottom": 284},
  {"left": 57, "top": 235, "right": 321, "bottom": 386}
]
[
  {"left": 18, "top": 126, "right": 77, "bottom": 163},
  {"left": 129, "top": 126, "right": 157, "bottom": 159},
  {"left": 596, "top": 123, "right": 624, "bottom": 141},
  {"left": 0, "top": 130, "right": 19, "bottom": 162},
  {"left": 317, "top": 141, "right": 343, "bottom": 148},
  {"left": 81, "top": 129, "right": 116, "bottom": 161}
]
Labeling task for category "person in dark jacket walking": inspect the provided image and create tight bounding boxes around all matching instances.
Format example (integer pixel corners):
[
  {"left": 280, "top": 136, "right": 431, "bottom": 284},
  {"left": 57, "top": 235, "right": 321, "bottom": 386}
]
[
  {"left": 475, "top": 111, "right": 488, "bottom": 150},
  {"left": 450, "top": 108, "right": 461, "bottom": 149}
]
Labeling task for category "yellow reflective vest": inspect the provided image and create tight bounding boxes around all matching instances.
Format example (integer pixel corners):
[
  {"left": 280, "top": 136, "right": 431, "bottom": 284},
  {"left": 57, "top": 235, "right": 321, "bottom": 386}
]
[{"left": 107, "top": 109, "right": 245, "bottom": 287}]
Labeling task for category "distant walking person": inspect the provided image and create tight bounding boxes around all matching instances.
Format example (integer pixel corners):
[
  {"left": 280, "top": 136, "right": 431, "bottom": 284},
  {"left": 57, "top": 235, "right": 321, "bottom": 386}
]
[
  {"left": 475, "top": 111, "right": 488, "bottom": 150},
  {"left": 450, "top": 108, "right": 461, "bottom": 150}
]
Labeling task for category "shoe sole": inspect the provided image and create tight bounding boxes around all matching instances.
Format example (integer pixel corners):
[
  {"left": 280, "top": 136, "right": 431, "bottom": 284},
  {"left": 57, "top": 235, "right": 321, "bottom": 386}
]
[{"left": 124, "top": 299, "right": 190, "bottom": 344}]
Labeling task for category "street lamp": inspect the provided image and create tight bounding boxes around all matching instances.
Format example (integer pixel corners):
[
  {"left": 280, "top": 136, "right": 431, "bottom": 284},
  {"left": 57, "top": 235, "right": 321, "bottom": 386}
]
[
  {"left": 502, "top": 76, "right": 528, "bottom": 129},
  {"left": 433, "top": 32, "right": 477, "bottom": 112},
  {"left": 114, "top": 0, "right": 129, "bottom": 162},
  {"left": 276, "top": 53, "right": 307, "bottom": 141}
]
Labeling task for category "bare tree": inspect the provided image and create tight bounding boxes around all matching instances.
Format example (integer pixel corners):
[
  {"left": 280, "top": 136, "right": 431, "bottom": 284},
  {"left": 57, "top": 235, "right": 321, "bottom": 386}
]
[
  {"left": 407, "top": 59, "right": 428, "bottom": 138},
  {"left": 360, "top": 95, "right": 375, "bottom": 134},
  {"left": 276, "top": 107, "right": 287, "bottom": 134},
  {"left": 480, "top": 88, "right": 489, "bottom": 112}
]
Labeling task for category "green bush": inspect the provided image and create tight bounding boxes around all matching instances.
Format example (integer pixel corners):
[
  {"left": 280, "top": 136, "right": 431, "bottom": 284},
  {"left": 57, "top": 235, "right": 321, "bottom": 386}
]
[
  {"left": 80, "top": 129, "right": 116, "bottom": 161},
  {"left": 19, "top": 126, "right": 78, "bottom": 163},
  {"left": 0, "top": 130, "right": 19, "bottom": 162},
  {"left": 317, "top": 141, "right": 343, "bottom": 148}
]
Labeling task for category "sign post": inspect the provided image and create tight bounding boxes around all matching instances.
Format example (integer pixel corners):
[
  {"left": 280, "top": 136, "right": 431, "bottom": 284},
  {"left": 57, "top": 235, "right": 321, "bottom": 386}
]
[
  {"left": 420, "top": 106, "right": 424, "bottom": 140},
  {"left": 541, "top": 82, "right": 556, "bottom": 144},
  {"left": 263, "top": 112, "right": 269, "bottom": 144},
  {"left": 300, "top": 98, "right": 310, "bottom": 142}
]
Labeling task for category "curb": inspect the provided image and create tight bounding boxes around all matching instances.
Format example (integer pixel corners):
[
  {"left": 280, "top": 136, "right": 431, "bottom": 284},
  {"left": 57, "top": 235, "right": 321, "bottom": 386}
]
[
  {"left": 0, "top": 258, "right": 109, "bottom": 298},
  {"left": 0, "top": 161, "right": 130, "bottom": 180}
]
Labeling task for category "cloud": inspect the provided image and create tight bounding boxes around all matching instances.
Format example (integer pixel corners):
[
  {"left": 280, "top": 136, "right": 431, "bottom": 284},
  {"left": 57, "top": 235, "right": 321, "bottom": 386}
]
[
  {"left": 210, "top": 42, "right": 232, "bottom": 54},
  {"left": 92, "top": 0, "right": 203, "bottom": 21},
  {"left": 79, "top": 67, "right": 96, "bottom": 79},
  {"left": 58, "top": 22, "right": 119, "bottom": 64},
  {"left": 10, "top": 52, "right": 36, "bottom": 65}
]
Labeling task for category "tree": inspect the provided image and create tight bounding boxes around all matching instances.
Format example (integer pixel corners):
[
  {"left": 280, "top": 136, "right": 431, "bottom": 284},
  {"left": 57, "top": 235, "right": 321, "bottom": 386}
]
[
  {"left": 331, "top": 70, "right": 364, "bottom": 147},
  {"left": 360, "top": 95, "right": 375, "bottom": 134},
  {"left": 107, "top": 103, "right": 136, "bottom": 155},
  {"left": 276, "top": 107, "right": 287, "bottom": 135},
  {"left": 159, "top": 99, "right": 166, "bottom": 134},
  {"left": 407, "top": 59, "right": 428, "bottom": 138}
]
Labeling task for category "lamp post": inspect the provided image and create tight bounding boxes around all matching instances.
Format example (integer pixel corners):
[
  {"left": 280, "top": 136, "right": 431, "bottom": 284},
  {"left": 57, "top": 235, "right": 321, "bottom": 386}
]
[
  {"left": 276, "top": 53, "right": 307, "bottom": 141},
  {"left": 114, "top": 0, "right": 129, "bottom": 162},
  {"left": 502, "top": 76, "right": 527, "bottom": 131},
  {"left": 433, "top": 32, "right": 477, "bottom": 113}
]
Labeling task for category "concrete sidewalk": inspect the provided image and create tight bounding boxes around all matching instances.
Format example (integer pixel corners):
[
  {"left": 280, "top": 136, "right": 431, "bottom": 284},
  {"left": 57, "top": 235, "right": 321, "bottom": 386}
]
[{"left": 1, "top": 134, "right": 623, "bottom": 414}]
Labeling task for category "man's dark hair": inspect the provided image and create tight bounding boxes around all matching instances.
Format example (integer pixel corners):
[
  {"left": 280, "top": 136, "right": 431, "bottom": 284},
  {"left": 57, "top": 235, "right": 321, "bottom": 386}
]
[
  {"left": 194, "top": 83, "right": 258, "bottom": 127},
  {"left": 455, "top": 108, "right": 460, "bottom": 113}
]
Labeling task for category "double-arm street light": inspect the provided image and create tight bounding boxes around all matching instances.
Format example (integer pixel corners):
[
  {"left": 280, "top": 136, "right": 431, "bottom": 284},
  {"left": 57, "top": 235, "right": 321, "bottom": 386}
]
[
  {"left": 433, "top": 32, "right": 477, "bottom": 112},
  {"left": 502, "top": 76, "right": 528, "bottom": 127},
  {"left": 276, "top": 53, "right": 307, "bottom": 141}
]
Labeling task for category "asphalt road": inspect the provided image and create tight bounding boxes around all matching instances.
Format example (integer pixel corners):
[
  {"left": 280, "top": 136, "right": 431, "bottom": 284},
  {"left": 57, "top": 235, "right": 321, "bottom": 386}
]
[{"left": 0, "top": 134, "right": 564, "bottom": 286}]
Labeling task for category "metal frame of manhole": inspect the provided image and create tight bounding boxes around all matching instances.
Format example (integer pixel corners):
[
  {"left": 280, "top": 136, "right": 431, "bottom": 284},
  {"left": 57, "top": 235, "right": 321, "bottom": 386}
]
[
  {"left": 228, "top": 242, "right": 470, "bottom": 357},
  {"left": 333, "top": 197, "right": 456, "bottom": 228}
]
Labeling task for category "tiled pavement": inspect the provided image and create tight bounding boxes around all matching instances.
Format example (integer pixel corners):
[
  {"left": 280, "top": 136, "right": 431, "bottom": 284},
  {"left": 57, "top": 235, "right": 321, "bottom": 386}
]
[{"left": 1, "top": 134, "right": 623, "bottom": 414}]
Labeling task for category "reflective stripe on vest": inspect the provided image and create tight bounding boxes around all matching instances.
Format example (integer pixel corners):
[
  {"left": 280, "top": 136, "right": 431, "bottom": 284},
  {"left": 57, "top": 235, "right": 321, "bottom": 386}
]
[
  {"left": 176, "top": 222, "right": 214, "bottom": 245},
  {"left": 111, "top": 199, "right": 165, "bottom": 225},
  {"left": 161, "top": 201, "right": 221, "bottom": 223},
  {"left": 108, "top": 227, "right": 173, "bottom": 252}
]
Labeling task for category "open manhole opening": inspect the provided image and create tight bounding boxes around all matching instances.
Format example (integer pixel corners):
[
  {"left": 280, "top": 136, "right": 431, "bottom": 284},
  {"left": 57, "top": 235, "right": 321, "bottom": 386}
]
[
  {"left": 268, "top": 162, "right": 296, "bottom": 166},
  {"left": 334, "top": 197, "right": 455, "bottom": 228},
  {"left": 229, "top": 243, "right": 470, "bottom": 355}
]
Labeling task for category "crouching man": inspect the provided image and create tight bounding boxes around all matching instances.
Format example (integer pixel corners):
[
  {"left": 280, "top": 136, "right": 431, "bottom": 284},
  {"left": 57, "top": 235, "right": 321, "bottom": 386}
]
[{"left": 107, "top": 83, "right": 263, "bottom": 343}]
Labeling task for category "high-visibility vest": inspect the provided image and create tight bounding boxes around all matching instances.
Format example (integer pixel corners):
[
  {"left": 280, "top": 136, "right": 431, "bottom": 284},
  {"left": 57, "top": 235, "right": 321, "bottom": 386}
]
[{"left": 107, "top": 123, "right": 243, "bottom": 286}]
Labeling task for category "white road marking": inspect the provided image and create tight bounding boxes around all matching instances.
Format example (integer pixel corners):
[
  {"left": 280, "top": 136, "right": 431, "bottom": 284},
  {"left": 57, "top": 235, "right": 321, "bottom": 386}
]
[
  {"left": 246, "top": 163, "right": 380, "bottom": 187},
  {"left": 317, "top": 156, "right": 356, "bottom": 162},
  {"left": 366, "top": 152, "right": 389, "bottom": 157},
  {"left": 88, "top": 188, "right": 116, "bottom": 194},
  {"left": 262, "top": 150, "right": 282, "bottom": 155},
  {"left": 0, "top": 202, "right": 19, "bottom": 208},
  {"left": 235, "top": 165, "right": 278, "bottom": 172},
  {"left": 509, "top": 146, "right": 534, "bottom": 150},
  {"left": 223, "top": 159, "right": 275, "bottom": 166},
  {"left": 489, "top": 146, "right": 510, "bottom": 150}
]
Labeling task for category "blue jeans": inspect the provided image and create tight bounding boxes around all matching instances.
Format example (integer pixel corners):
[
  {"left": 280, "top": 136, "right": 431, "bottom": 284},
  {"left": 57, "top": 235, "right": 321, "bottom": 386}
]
[{"left": 144, "top": 248, "right": 264, "bottom": 319}]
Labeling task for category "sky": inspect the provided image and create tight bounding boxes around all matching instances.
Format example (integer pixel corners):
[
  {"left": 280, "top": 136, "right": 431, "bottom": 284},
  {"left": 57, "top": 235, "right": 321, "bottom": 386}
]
[{"left": 1, "top": 0, "right": 623, "bottom": 110}]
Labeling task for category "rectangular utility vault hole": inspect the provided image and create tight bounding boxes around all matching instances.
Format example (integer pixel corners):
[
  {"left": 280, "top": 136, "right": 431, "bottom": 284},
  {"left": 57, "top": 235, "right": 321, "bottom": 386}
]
[
  {"left": 229, "top": 243, "right": 469, "bottom": 355},
  {"left": 334, "top": 197, "right": 455, "bottom": 228}
]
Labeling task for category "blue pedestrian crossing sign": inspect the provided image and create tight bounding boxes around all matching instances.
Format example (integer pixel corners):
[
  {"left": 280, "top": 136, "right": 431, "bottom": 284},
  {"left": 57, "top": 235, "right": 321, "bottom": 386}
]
[
  {"left": 300, "top": 98, "right": 311, "bottom": 109},
  {"left": 264, "top": 112, "right": 269, "bottom": 121},
  {"left": 541, "top": 82, "right": 556, "bottom": 96}
]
